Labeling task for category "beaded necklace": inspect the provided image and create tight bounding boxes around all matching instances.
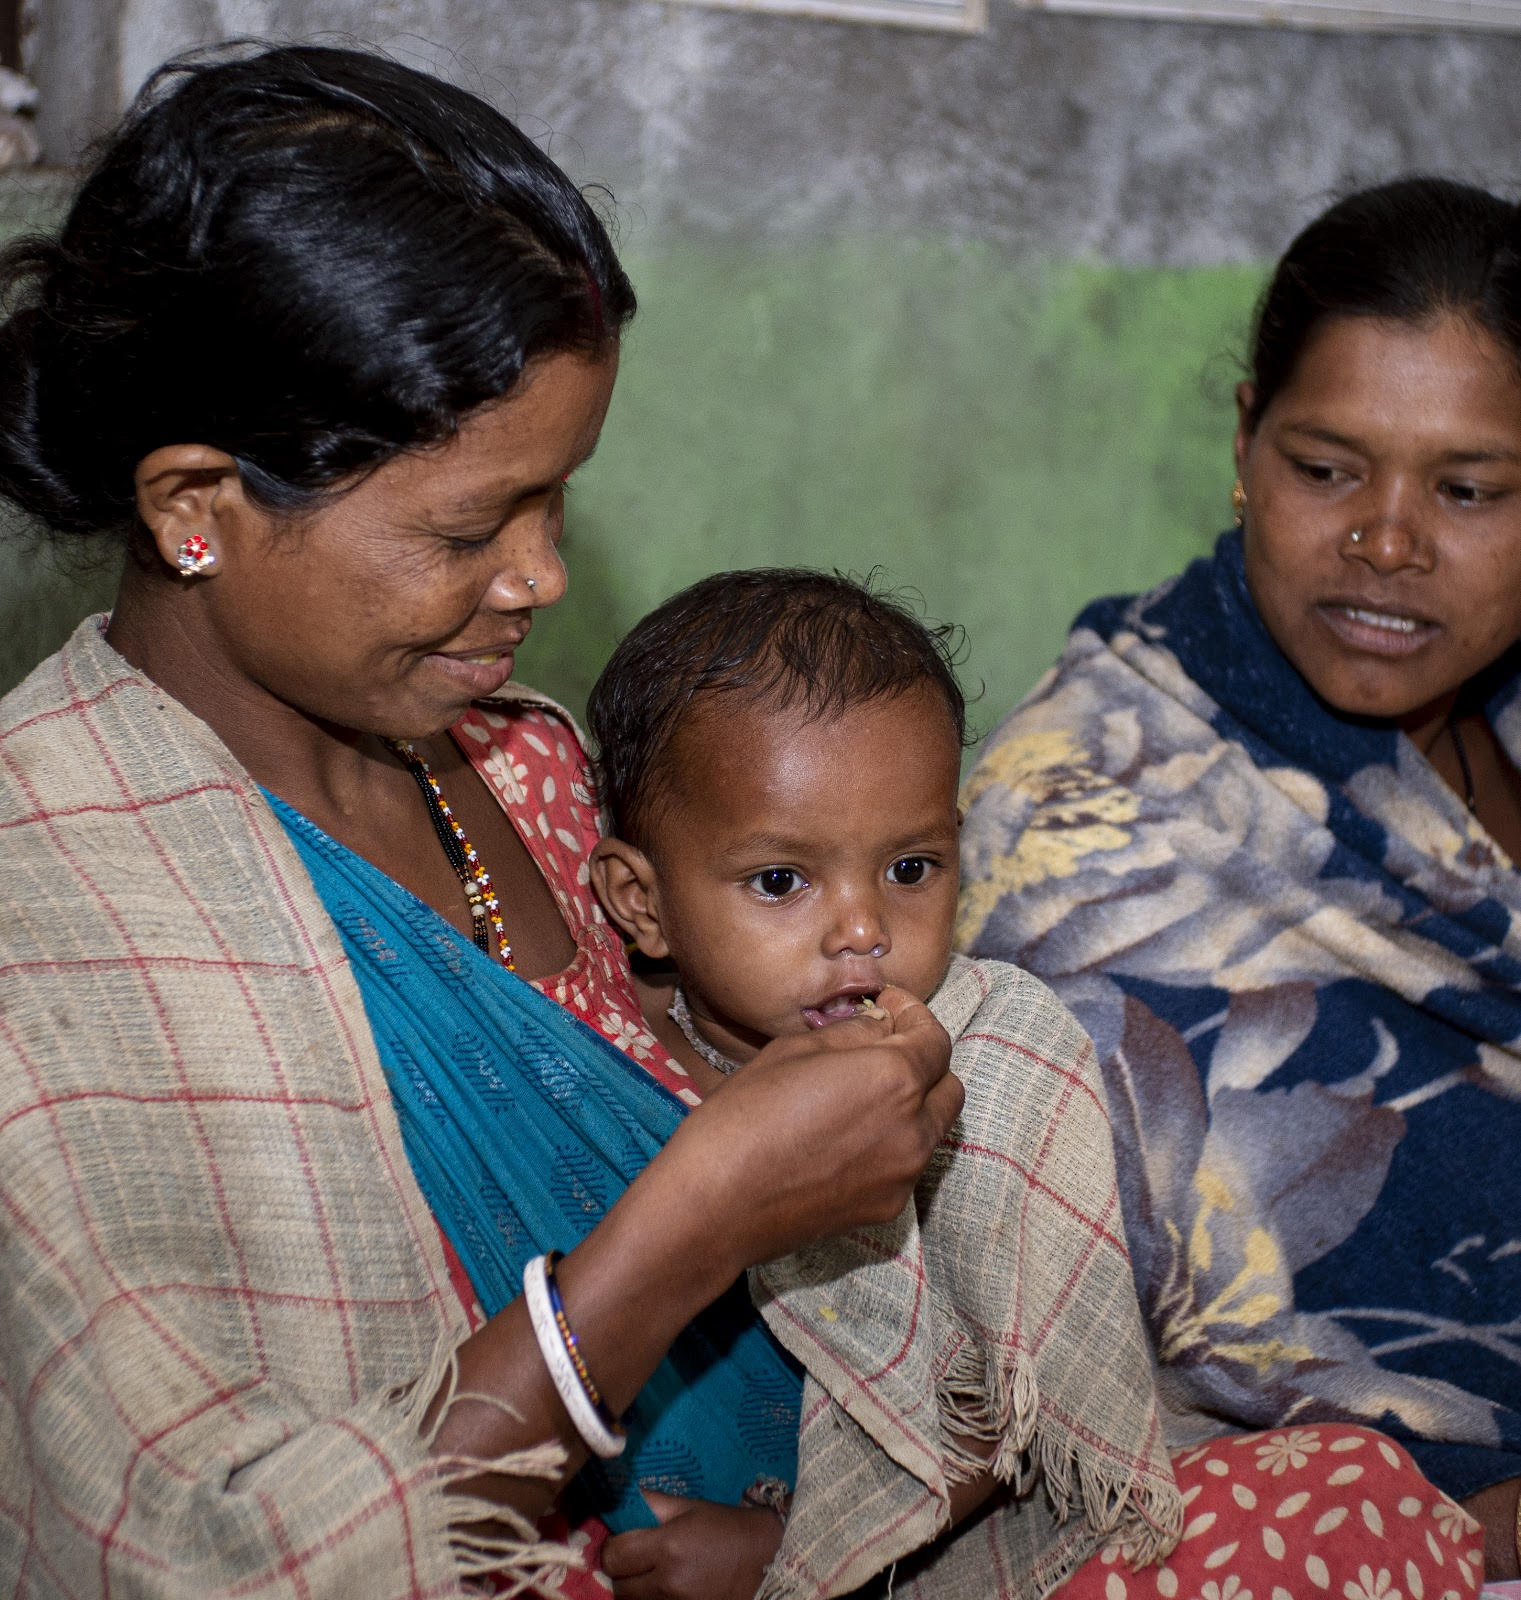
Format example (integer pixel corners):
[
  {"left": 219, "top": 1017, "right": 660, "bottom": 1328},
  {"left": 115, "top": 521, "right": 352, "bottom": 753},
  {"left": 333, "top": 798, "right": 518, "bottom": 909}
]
[
  {"left": 668, "top": 984, "right": 740, "bottom": 1075},
  {"left": 384, "top": 737, "right": 515, "bottom": 969}
]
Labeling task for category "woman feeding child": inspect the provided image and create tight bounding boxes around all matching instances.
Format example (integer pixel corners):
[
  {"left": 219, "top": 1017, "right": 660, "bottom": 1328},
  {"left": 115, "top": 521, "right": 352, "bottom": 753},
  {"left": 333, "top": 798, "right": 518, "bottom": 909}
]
[{"left": 586, "top": 567, "right": 1180, "bottom": 1596}]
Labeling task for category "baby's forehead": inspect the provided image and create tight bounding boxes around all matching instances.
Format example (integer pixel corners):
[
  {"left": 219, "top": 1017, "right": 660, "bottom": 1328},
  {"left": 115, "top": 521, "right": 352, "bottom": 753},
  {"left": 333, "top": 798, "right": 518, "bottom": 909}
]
[
  {"left": 672, "top": 682, "right": 957, "bottom": 759},
  {"left": 646, "top": 684, "right": 962, "bottom": 831}
]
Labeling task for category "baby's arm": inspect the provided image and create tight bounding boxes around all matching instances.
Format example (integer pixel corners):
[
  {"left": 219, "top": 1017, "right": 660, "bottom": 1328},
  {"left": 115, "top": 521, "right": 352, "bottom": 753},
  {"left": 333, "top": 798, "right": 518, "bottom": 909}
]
[{"left": 601, "top": 1490, "right": 784, "bottom": 1600}]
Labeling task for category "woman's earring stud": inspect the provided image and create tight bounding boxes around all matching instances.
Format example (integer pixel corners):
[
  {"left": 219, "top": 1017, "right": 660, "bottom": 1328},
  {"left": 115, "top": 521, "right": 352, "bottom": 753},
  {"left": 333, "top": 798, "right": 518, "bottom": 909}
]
[
  {"left": 175, "top": 533, "right": 216, "bottom": 575},
  {"left": 1231, "top": 479, "right": 1246, "bottom": 527}
]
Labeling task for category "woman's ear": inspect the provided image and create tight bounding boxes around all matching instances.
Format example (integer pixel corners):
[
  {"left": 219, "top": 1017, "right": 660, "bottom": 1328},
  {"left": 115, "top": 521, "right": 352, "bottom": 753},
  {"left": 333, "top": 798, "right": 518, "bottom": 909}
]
[
  {"left": 1232, "top": 382, "right": 1257, "bottom": 479},
  {"left": 133, "top": 444, "right": 247, "bottom": 576},
  {"left": 589, "top": 838, "right": 670, "bottom": 959}
]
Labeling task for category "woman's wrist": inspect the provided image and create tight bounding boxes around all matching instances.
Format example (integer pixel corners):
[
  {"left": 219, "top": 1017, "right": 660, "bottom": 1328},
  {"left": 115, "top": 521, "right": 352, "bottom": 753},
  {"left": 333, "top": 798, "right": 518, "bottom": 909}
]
[{"left": 550, "top": 1147, "right": 747, "bottom": 1414}]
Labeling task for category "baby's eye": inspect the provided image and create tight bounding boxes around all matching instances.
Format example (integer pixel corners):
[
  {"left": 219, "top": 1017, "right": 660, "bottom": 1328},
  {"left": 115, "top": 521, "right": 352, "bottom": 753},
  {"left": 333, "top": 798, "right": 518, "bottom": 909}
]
[
  {"left": 887, "top": 856, "right": 931, "bottom": 886},
  {"left": 749, "top": 867, "right": 806, "bottom": 898}
]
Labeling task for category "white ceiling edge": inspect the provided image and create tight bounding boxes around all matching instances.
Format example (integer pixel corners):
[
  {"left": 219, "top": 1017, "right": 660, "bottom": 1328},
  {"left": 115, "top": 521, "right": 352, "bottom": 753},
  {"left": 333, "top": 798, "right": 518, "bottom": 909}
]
[
  {"left": 658, "top": 0, "right": 989, "bottom": 32},
  {"left": 1021, "top": 0, "right": 1521, "bottom": 31}
]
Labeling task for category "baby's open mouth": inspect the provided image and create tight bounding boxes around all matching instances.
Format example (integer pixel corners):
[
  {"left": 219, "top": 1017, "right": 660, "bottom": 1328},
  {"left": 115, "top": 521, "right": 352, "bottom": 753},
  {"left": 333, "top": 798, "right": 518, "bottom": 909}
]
[{"left": 803, "top": 991, "right": 885, "bottom": 1028}]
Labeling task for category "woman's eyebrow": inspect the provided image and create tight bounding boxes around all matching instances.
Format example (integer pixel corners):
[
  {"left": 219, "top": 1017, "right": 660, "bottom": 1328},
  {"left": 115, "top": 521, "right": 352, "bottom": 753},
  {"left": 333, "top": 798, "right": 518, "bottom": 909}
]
[
  {"left": 1280, "top": 422, "right": 1521, "bottom": 464},
  {"left": 504, "top": 442, "right": 603, "bottom": 501},
  {"left": 1278, "top": 423, "right": 1362, "bottom": 450},
  {"left": 437, "top": 452, "right": 598, "bottom": 516},
  {"left": 1438, "top": 447, "right": 1521, "bottom": 465}
]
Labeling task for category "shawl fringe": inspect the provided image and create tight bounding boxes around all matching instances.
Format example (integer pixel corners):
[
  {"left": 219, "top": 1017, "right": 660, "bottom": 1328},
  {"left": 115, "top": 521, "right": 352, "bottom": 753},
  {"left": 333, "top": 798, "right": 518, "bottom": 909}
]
[
  {"left": 933, "top": 1303, "right": 1183, "bottom": 1574},
  {"left": 403, "top": 1334, "right": 581, "bottom": 1596}
]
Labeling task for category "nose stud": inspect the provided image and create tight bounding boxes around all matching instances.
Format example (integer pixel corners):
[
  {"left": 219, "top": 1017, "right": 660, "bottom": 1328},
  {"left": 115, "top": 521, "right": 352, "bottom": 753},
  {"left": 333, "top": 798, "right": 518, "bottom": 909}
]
[
  {"left": 870, "top": 944, "right": 885, "bottom": 958},
  {"left": 525, "top": 576, "right": 537, "bottom": 590},
  {"left": 1348, "top": 528, "right": 1364, "bottom": 544}
]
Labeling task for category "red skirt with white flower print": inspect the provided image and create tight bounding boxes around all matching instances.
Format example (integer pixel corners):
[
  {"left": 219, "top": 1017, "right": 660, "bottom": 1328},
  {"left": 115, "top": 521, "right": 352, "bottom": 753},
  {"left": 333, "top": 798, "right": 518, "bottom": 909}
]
[{"left": 1057, "top": 1426, "right": 1484, "bottom": 1600}]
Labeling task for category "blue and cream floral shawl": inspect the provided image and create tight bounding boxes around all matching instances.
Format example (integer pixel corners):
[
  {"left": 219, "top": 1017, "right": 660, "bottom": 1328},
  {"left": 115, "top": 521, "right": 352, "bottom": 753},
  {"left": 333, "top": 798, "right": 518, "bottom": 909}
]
[{"left": 959, "top": 530, "right": 1521, "bottom": 1500}]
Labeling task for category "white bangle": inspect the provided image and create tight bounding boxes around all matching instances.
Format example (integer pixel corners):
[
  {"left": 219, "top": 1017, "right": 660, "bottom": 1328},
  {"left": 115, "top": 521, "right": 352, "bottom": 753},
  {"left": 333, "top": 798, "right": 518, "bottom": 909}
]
[{"left": 522, "top": 1253, "right": 626, "bottom": 1459}]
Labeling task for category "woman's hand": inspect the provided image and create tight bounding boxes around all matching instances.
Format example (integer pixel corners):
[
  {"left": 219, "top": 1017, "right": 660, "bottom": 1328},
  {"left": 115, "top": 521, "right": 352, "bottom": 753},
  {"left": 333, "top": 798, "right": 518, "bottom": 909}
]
[
  {"left": 602, "top": 1490, "right": 783, "bottom": 1600},
  {"left": 648, "top": 983, "right": 961, "bottom": 1278}
]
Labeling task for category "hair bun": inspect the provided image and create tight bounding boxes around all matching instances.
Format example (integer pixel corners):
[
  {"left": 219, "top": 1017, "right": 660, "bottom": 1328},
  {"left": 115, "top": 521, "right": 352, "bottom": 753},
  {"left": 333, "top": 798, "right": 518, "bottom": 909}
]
[{"left": 0, "top": 287, "right": 125, "bottom": 535}]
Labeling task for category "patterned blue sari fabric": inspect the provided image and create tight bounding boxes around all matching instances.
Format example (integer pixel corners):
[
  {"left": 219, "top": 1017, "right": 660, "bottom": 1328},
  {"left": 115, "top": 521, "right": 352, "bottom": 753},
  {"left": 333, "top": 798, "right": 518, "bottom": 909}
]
[
  {"left": 266, "top": 794, "right": 801, "bottom": 1532},
  {"left": 958, "top": 531, "right": 1521, "bottom": 1500}
]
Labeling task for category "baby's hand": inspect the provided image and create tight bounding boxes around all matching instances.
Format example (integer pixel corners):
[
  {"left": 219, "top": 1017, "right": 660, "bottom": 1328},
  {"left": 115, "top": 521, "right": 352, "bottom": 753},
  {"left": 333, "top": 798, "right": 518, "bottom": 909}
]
[{"left": 601, "top": 1489, "right": 783, "bottom": 1600}]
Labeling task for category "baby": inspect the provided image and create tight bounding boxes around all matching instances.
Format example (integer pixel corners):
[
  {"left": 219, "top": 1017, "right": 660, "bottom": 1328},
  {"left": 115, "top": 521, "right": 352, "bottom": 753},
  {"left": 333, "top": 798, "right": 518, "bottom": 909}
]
[
  {"left": 585, "top": 569, "right": 1178, "bottom": 1599},
  {"left": 588, "top": 567, "right": 964, "bottom": 1087}
]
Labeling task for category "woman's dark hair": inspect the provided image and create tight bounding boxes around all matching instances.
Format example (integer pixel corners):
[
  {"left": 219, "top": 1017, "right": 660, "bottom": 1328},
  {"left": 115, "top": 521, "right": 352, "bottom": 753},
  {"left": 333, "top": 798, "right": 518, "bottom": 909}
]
[
  {"left": 588, "top": 567, "right": 969, "bottom": 851},
  {"left": 0, "top": 43, "right": 636, "bottom": 536},
  {"left": 1244, "top": 177, "right": 1521, "bottom": 430}
]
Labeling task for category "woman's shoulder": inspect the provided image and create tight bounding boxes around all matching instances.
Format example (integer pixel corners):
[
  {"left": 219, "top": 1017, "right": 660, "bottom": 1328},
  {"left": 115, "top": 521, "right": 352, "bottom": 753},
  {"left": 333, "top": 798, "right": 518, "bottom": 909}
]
[
  {"left": 454, "top": 685, "right": 597, "bottom": 813},
  {"left": 1, "top": 617, "right": 122, "bottom": 808},
  {"left": 964, "top": 552, "right": 1235, "bottom": 817},
  {"left": 461, "top": 684, "right": 590, "bottom": 769},
  {"left": 479, "top": 681, "right": 587, "bottom": 737},
  {"left": 0, "top": 615, "right": 247, "bottom": 826}
]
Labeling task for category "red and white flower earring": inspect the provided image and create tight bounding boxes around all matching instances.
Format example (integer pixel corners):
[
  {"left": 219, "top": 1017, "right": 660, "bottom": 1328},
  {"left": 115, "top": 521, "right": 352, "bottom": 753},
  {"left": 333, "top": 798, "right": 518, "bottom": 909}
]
[{"left": 175, "top": 533, "right": 216, "bottom": 575}]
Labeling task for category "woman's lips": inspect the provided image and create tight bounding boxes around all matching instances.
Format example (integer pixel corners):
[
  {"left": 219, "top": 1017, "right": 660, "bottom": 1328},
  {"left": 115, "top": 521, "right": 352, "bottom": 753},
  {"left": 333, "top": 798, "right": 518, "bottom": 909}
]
[
  {"left": 1316, "top": 602, "right": 1439, "bottom": 658},
  {"left": 427, "top": 648, "right": 517, "bottom": 695}
]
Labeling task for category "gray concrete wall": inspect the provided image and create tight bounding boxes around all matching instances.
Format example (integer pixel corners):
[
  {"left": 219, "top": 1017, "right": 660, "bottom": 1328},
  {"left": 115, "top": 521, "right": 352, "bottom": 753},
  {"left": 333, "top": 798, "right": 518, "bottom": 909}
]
[{"left": 28, "top": 0, "right": 1521, "bottom": 267}]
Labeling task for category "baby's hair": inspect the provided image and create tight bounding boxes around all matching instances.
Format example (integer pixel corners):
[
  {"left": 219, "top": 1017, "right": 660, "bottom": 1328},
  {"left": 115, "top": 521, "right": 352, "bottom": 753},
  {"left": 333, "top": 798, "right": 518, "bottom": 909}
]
[{"left": 588, "top": 567, "right": 968, "bottom": 850}]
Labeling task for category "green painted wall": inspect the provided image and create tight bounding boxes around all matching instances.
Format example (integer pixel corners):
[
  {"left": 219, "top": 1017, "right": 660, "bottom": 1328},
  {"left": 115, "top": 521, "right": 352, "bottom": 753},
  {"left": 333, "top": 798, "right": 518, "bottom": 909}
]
[
  {"left": 0, "top": 182, "right": 1264, "bottom": 738},
  {"left": 520, "top": 239, "right": 1262, "bottom": 742}
]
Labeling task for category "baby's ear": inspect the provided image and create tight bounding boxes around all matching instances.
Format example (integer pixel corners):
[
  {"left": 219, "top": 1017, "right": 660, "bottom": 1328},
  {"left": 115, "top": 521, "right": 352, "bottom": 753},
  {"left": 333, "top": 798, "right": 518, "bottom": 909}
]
[{"left": 589, "top": 837, "right": 670, "bottom": 959}]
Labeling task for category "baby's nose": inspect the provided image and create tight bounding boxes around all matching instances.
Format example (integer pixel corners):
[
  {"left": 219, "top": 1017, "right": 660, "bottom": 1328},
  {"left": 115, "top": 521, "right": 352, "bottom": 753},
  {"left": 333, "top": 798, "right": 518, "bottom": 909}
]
[{"left": 826, "top": 899, "right": 889, "bottom": 959}]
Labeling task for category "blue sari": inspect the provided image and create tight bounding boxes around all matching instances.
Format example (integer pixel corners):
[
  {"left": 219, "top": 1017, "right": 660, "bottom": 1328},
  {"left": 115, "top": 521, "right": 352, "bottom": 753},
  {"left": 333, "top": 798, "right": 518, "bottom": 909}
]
[{"left": 267, "top": 793, "right": 801, "bottom": 1530}]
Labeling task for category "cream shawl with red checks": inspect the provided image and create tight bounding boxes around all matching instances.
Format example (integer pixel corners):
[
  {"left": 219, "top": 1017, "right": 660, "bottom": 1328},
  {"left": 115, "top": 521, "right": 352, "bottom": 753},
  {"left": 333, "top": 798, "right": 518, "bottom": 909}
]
[
  {"left": 0, "top": 621, "right": 570, "bottom": 1598},
  {"left": 755, "top": 956, "right": 1182, "bottom": 1599}
]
